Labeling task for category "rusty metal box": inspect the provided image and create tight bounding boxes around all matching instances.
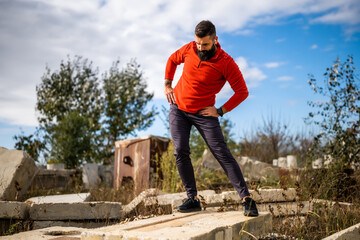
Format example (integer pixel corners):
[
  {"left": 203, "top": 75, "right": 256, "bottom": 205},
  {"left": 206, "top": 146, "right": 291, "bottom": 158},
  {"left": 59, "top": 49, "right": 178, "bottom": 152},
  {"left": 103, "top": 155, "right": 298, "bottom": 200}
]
[{"left": 114, "top": 135, "right": 169, "bottom": 195}]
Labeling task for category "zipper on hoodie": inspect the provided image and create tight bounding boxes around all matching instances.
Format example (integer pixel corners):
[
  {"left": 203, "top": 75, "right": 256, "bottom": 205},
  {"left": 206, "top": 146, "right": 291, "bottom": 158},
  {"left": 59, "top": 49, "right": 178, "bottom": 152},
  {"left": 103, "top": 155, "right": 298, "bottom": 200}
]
[{"left": 197, "top": 60, "right": 201, "bottom": 68}]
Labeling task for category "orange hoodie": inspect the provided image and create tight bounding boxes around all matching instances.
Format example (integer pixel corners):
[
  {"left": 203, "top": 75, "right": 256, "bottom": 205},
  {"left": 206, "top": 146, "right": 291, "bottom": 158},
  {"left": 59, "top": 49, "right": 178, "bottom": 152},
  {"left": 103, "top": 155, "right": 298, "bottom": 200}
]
[{"left": 165, "top": 41, "right": 249, "bottom": 113}]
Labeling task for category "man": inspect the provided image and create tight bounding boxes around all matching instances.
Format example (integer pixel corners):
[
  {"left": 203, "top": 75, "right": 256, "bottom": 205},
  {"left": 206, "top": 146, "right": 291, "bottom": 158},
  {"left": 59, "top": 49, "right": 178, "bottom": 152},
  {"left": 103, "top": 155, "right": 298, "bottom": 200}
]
[{"left": 164, "top": 20, "right": 258, "bottom": 217}]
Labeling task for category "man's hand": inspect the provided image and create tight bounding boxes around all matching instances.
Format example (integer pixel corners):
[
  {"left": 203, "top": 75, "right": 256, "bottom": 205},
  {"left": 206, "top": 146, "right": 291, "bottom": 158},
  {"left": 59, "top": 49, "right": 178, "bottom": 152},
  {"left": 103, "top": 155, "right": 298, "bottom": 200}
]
[
  {"left": 198, "top": 106, "right": 227, "bottom": 117},
  {"left": 164, "top": 79, "right": 176, "bottom": 104},
  {"left": 198, "top": 106, "right": 218, "bottom": 117}
]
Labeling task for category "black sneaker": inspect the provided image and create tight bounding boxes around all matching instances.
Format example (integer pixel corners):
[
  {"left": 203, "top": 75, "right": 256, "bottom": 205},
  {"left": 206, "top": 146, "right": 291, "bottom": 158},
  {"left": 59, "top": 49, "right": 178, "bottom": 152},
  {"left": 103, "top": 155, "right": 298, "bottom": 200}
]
[
  {"left": 177, "top": 197, "right": 202, "bottom": 212},
  {"left": 243, "top": 197, "right": 259, "bottom": 217}
]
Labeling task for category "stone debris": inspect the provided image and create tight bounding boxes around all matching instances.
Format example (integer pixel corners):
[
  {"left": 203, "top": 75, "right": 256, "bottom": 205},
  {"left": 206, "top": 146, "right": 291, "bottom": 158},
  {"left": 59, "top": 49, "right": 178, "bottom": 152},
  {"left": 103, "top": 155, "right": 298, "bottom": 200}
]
[
  {"left": 0, "top": 201, "right": 29, "bottom": 219},
  {"left": 25, "top": 193, "right": 91, "bottom": 204},
  {"left": 0, "top": 147, "right": 38, "bottom": 201},
  {"left": 81, "top": 210, "right": 272, "bottom": 240},
  {"left": 29, "top": 201, "right": 122, "bottom": 221},
  {"left": 82, "top": 163, "right": 100, "bottom": 189}
]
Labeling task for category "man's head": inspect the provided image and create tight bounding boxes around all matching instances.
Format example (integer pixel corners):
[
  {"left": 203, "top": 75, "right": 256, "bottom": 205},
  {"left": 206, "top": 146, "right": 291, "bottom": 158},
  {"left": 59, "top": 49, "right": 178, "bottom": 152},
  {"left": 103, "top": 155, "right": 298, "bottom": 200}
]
[{"left": 195, "top": 20, "right": 218, "bottom": 61}]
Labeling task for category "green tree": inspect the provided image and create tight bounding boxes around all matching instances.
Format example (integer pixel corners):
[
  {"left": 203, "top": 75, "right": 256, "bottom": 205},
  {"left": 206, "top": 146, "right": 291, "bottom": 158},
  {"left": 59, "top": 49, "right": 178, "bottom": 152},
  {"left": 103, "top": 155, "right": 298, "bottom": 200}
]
[
  {"left": 36, "top": 56, "right": 102, "bottom": 128},
  {"left": 35, "top": 56, "right": 103, "bottom": 166},
  {"left": 306, "top": 56, "right": 360, "bottom": 168},
  {"left": 48, "top": 111, "right": 92, "bottom": 169},
  {"left": 102, "top": 59, "right": 156, "bottom": 160},
  {"left": 13, "top": 130, "right": 46, "bottom": 162}
]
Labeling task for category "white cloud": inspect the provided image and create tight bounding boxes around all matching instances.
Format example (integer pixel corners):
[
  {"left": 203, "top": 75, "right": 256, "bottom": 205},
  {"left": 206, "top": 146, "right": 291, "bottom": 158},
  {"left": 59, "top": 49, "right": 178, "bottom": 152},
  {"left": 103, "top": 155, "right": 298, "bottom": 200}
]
[
  {"left": 217, "top": 57, "right": 266, "bottom": 99},
  {"left": 265, "top": 62, "right": 285, "bottom": 68},
  {"left": 236, "top": 57, "right": 267, "bottom": 89},
  {"left": 311, "top": 44, "right": 318, "bottom": 49},
  {"left": 0, "top": 0, "right": 359, "bottom": 126},
  {"left": 276, "top": 38, "right": 286, "bottom": 43}
]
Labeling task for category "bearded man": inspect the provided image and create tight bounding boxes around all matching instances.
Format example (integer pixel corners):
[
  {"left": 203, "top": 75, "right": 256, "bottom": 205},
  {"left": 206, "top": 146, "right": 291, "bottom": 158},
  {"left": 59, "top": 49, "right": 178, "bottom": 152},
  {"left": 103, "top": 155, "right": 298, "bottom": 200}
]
[{"left": 164, "top": 20, "right": 259, "bottom": 217}]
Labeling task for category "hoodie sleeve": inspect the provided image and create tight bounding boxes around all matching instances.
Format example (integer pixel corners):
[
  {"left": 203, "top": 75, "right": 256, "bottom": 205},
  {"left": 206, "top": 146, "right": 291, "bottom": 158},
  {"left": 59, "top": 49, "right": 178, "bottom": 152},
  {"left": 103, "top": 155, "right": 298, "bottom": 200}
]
[
  {"left": 222, "top": 57, "right": 249, "bottom": 112},
  {"left": 164, "top": 43, "right": 190, "bottom": 80}
]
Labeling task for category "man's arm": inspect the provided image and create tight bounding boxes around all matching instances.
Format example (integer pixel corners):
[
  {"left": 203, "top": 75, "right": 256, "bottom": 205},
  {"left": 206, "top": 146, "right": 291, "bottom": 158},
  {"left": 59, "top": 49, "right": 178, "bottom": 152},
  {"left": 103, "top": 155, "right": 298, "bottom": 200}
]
[{"left": 164, "top": 79, "right": 176, "bottom": 104}]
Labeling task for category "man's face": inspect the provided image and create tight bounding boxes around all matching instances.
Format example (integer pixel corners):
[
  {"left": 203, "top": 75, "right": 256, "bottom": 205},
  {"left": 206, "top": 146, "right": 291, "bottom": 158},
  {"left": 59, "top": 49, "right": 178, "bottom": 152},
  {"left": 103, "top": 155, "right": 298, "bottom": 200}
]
[
  {"left": 195, "top": 35, "right": 218, "bottom": 61},
  {"left": 195, "top": 35, "right": 217, "bottom": 52}
]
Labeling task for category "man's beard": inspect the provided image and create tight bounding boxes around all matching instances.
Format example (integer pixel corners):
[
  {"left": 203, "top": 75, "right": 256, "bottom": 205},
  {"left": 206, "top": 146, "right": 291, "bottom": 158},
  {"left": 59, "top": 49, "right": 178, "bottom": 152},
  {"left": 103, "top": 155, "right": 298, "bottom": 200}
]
[{"left": 197, "top": 44, "right": 216, "bottom": 61}]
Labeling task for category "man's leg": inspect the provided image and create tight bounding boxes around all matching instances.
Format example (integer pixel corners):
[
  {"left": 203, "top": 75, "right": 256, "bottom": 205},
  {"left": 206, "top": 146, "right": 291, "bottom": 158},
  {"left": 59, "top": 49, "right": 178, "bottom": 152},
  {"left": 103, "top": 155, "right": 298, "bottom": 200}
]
[
  {"left": 169, "top": 104, "right": 197, "bottom": 198},
  {"left": 192, "top": 114, "right": 250, "bottom": 199}
]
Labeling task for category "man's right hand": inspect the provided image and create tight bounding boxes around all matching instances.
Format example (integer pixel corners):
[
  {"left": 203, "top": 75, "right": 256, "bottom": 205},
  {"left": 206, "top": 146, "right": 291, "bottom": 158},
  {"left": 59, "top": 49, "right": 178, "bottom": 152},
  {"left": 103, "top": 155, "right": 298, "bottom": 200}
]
[{"left": 164, "top": 79, "right": 176, "bottom": 104}]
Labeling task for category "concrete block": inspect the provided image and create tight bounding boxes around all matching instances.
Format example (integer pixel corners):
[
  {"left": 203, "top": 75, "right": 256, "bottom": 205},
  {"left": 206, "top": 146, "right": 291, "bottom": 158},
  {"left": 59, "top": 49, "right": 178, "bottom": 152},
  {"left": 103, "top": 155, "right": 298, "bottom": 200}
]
[
  {"left": 322, "top": 222, "right": 360, "bottom": 240},
  {"left": 29, "top": 202, "right": 122, "bottom": 220},
  {"left": 258, "top": 201, "right": 310, "bottom": 217},
  {"left": 26, "top": 193, "right": 91, "bottom": 204},
  {"left": 1, "top": 226, "right": 89, "bottom": 240},
  {"left": 98, "top": 164, "right": 113, "bottom": 186},
  {"left": 83, "top": 163, "right": 99, "bottom": 189},
  {"left": 32, "top": 220, "right": 114, "bottom": 230},
  {"left": 0, "top": 147, "right": 38, "bottom": 201},
  {"left": 46, "top": 163, "right": 65, "bottom": 170},
  {"left": 278, "top": 157, "right": 288, "bottom": 168},
  {"left": 0, "top": 201, "right": 29, "bottom": 219},
  {"left": 250, "top": 188, "right": 297, "bottom": 203},
  {"left": 122, "top": 188, "right": 162, "bottom": 214},
  {"left": 81, "top": 210, "right": 272, "bottom": 240},
  {"left": 287, "top": 155, "right": 297, "bottom": 169}
]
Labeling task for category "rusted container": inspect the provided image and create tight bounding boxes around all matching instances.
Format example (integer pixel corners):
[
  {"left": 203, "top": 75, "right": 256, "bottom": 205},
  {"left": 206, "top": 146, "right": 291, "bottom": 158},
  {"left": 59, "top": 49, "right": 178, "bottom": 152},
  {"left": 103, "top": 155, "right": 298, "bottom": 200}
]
[{"left": 114, "top": 135, "right": 170, "bottom": 195}]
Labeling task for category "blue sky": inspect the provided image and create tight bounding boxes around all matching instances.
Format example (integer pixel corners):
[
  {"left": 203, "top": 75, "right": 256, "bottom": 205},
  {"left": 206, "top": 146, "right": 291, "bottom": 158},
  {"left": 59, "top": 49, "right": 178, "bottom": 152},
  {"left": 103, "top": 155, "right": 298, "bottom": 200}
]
[{"left": 0, "top": 0, "right": 359, "bottom": 149}]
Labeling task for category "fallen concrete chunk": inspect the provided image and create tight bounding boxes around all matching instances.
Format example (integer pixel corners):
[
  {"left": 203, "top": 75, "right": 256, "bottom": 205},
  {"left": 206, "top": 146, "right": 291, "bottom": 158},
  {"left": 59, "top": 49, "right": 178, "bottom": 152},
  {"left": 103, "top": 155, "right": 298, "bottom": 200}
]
[
  {"left": 29, "top": 201, "right": 122, "bottom": 220},
  {"left": 81, "top": 210, "right": 272, "bottom": 240},
  {"left": 1, "top": 226, "right": 89, "bottom": 240},
  {"left": 0, "top": 201, "right": 29, "bottom": 219},
  {"left": 322, "top": 222, "right": 360, "bottom": 240},
  {"left": 0, "top": 147, "right": 38, "bottom": 201},
  {"left": 25, "top": 193, "right": 91, "bottom": 204},
  {"left": 32, "top": 220, "right": 115, "bottom": 230}
]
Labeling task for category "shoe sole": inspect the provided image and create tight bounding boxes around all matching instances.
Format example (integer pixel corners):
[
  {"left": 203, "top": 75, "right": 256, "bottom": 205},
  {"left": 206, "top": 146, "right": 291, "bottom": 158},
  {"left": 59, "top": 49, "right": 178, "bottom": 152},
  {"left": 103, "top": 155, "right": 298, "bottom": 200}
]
[
  {"left": 244, "top": 212, "right": 259, "bottom": 217},
  {"left": 177, "top": 208, "right": 202, "bottom": 213}
]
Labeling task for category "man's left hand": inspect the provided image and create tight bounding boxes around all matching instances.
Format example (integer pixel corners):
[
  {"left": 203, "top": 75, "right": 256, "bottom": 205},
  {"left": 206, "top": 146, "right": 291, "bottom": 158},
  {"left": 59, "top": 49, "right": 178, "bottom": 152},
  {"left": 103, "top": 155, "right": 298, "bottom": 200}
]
[{"left": 198, "top": 106, "right": 219, "bottom": 117}]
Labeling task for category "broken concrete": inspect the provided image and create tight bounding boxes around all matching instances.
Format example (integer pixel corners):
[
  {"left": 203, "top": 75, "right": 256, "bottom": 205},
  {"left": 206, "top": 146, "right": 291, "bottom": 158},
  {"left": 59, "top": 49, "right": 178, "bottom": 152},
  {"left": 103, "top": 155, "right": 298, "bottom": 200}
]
[
  {"left": 0, "top": 147, "right": 38, "bottom": 201},
  {"left": 322, "top": 222, "right": 360, "bottom": 240},
  {"left": 0, "top": 201, "right": 29, "bottom": 219},
  {"left": 83, "top": 163, "right": 99, "bottom": 189},
  {"left": 81, "top": 210, "right": 272, "bottom": 240},
  {"left": 201, "top": 152, "right": 280, "bottom": 181},
  {"left": 32, "top": 220, "right": 115, "bottom": 230},
  {"left": 1, "top": 226, "right": 89, "bottom": 240},
  {"left": 30, "top": 168, "right": 77, "bottom": 190},
  {"left": 237, "top": 157, "right": 279, "bottom": 181},
  {"left": 25, "top": 193, "right": 91, "bottom": 204},
  {"left": 29, "top": 202, "right": 122, "bottom": 221},
  {"left": 144, "top": 188, "right": 297, "bottom": 211}
]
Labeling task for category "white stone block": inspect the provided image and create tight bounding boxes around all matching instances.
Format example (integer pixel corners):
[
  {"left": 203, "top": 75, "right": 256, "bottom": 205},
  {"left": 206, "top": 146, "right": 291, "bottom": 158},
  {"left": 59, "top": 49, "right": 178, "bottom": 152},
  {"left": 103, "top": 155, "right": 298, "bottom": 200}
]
[
  {"left": 287, "top": 155, "right": 297, "bottom": 169},
  {"left": 83, "top": 163, "right": 99, "bottom": 189},
  {"left": 0, "top": 147, "right": 38, "bottom": 201},
  {"left": 278, "top": 157, "right": 288, "bottom": 168}
]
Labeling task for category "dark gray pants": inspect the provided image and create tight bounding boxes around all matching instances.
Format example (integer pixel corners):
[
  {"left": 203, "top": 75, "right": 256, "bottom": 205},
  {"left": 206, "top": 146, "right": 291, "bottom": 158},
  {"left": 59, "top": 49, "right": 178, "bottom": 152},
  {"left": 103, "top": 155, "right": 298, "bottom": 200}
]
[{"left": 169, "top": 104, "right": 250, "bottom": 199}]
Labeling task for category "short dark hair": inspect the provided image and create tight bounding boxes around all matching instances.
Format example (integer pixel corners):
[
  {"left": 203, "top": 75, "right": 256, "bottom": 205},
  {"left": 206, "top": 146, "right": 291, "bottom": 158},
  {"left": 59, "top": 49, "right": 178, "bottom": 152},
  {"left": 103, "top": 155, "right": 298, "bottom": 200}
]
[{"left": 195, "top": 20, "right": 216, "bottom": 38}]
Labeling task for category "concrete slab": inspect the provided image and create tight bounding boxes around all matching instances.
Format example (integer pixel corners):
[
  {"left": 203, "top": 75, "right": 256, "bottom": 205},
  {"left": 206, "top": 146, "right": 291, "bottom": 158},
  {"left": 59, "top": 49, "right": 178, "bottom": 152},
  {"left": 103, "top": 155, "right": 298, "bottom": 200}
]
[
  {"left": 1, "top": 226, "right": 89, "bottom": 240},
  {"left": 81, "top": 210, "right": 272, "bottom": 240},
  {"left": 32, "top": 220, "right": 116, "bottom": 230},
  {"left": 25, "top": 193, "right": 91, "bottom": 204},
  {"left": 0, "top": 147, "right": 38, "bottom": 201},
  {"left": 83, "top": 164, "right": 99, "bottom": 189},
  {"left": 29, "top": 202, "right": 122, "bottom": 220},
  {"left": 0, "top": 201, "right": 29, "bottom": 219},
  {"left": 322, "top": 222, "right": 360, "bottom": 240},
  {"left": 144, "top": 188, "right": 297, "bottom": 210}
]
